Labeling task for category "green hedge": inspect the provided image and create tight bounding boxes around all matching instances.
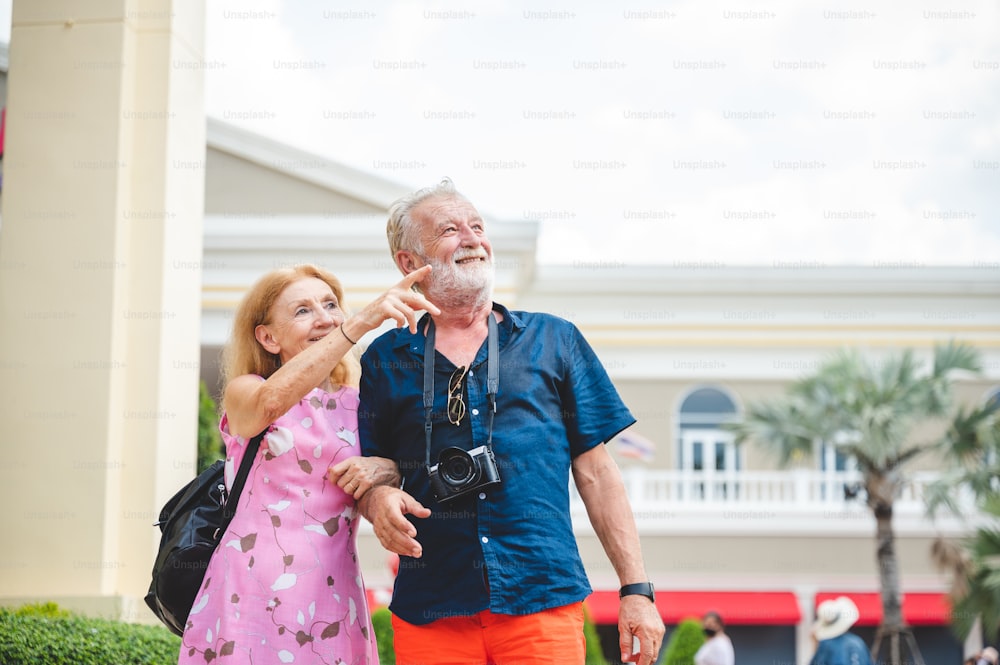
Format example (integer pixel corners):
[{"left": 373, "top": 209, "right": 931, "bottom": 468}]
[
  {"left": 0, "top": 603, "right": 181, "bottom": 665},
  {"left": 658, "top": 618, "right": 705, "bottom": 665},
  {"left": 372, "top": 606, "right": 396, "bottom": 664},
  {"left": 1, "top": 602, "right": 614, "bottom": 664},
  {"left": 197, "top": 379, "right": 225, "bottom": 474},
  {"left": 583, "top": 606, "right": 610, "bottom": 665}
]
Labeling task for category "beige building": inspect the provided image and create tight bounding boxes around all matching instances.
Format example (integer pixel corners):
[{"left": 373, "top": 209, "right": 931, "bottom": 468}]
[
  {"left": 1, "top": 14, "right": 998, "bottom": 663},
  {"left": 195, "top": 120, "right": 1000, "bottom": 664}
]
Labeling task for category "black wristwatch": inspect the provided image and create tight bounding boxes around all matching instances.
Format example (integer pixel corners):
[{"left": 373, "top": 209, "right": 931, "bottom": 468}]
[{"left": 620, "top": 582, "right": 656, "bottom": 603}]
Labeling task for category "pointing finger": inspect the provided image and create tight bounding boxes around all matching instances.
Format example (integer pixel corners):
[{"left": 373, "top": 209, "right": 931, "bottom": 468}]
[{"left": 399, "top": 264, "right": 433, "bottom": 289}]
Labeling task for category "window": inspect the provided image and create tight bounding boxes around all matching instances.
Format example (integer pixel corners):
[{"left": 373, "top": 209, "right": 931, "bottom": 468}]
[
  {"left": 677, "top": 387, "right": 741, "bottom": 500},
  {"left": 817, "top": 430, "right": 861, "bottom": 502}
]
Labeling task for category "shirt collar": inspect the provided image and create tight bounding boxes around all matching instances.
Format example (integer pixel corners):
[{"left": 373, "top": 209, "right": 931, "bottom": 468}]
[{"left": 392, "top": 302, "right": 523, "bottom": 353}]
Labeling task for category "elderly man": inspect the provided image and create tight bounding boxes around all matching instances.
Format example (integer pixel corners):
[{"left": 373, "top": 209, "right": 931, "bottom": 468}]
[{"left": 357, "top": 178, "right": 664, "bottom": 665}]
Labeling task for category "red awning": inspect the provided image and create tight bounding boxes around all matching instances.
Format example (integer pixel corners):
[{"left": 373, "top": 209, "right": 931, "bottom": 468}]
[
  {"left": 585, "top": 590, "right": 802, "bottom": 626},
  {"left": 814, "top": 592, "right": 951, "bottom": 626}
]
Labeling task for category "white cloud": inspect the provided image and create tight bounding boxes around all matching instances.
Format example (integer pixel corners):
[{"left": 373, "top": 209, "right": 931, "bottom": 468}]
[
  {"left": 201, "top": 0, "right": 1000, "bottom": 266},
  {"left": 6, "top": 0, "right": 996, "bottom": 265}
]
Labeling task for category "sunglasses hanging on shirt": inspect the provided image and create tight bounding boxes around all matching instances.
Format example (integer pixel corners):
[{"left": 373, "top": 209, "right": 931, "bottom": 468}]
[{"left": 423, "top": 314, "right": 502, "bottom": 502}]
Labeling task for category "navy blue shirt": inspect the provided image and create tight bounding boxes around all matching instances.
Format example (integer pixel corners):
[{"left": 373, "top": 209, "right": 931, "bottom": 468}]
[{"left": 358, "top": 303, "right": 635, "bottom": 625}]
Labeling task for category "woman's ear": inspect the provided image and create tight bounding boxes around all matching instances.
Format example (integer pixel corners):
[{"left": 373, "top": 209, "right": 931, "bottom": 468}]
[{"left": 254, "top": 324, "right": 281, "bottom": 355}]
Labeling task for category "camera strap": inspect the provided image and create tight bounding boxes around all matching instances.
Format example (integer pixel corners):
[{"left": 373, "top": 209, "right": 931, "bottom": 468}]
[{"left": 423, "top": 312, "right": 499, "bottom": 469}]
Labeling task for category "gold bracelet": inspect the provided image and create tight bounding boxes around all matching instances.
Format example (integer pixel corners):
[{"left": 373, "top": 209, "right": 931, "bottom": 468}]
[{"left": 340, "top": 325, "right": 358, "bottom": 345}]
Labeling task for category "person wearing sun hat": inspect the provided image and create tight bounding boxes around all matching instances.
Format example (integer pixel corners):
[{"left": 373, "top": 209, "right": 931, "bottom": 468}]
[
  {"left": 808, "top": 596, "right": 874, "bottom": 665},
  {"left": 977, "top": 646, "right": 1000, "bottom": 665}
]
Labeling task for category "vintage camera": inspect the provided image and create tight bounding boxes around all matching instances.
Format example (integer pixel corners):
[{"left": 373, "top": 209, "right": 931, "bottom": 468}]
[{"left": 427, "top": 445, "right": 502, "bottom": 503}]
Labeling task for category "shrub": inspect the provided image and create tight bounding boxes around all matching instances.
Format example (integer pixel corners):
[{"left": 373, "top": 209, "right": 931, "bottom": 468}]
[
  {"left": 197, "top": 380, "right": 225, "bottom": 473},
  {"left": 583, "top": 607, "right": 610, "bottom": 665},
  {"left": 0, "top": 604, "right": 181, "bottom": 665},
  {"left": 658, "top": 618, "right": 705, "bottom": 665},
  {"left": 371, "top": 606, "right": 395, "bottom": 664},
  {"left": 9, "top": 602, "right": 70, "bottom": 619}
]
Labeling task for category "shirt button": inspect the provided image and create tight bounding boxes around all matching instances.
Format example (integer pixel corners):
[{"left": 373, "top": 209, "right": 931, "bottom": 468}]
[
  {"left": 481, "top": 536, "right": 489, "bottom": 544},
  {"left": 478, "top": 492, "right": 487, "bottom": 500},
  {"left": 471, "top": 408, "right": 480, "bottom": 416}
]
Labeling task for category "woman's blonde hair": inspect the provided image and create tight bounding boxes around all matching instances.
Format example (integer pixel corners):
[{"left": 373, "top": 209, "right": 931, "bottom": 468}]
[{"left": 221, "top": 264, "right": 359, "bottom": 390}]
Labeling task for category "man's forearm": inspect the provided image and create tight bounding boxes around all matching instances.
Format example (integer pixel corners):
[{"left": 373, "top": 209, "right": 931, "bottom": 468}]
[
  {"left": 573, "top": 448, "right": 649, "bottom": 584},
  {"left": 358, "top": 483, "right": 393, "bottom": 523},
  {"left": 586, "top": 484, "right": 648, "bottom": 584},
  {"left": 369, "top": 456, "right": 402, "bottom": 489}
]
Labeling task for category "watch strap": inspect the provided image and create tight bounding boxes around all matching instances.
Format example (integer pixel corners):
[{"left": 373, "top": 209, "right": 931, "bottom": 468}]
[{"left": 619, "top": 582, "right": 656, "bottom": 602}]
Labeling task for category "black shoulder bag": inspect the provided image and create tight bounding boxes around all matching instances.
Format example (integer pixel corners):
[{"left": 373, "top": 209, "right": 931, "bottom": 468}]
[{"left": 144, "top": 430, "right": 265, "bottom": 636}]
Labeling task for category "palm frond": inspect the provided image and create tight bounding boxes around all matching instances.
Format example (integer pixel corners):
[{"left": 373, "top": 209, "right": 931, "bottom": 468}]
[
  {"left": 726, "top": 398, "right": 817, "bottom": 466},
  {"left": 933, "top": 340, "right": 982, "bottom": 379},
  {"left": 952, "top": 574, "right": 1000, "bottom": 641},
  {"left": 931, "top": 536, "right": 971, "bottom": 594},
  {"left": 949, "top": 496, "right": 1000, "bottom": 641},
  {"left": 924, "top": 475, "right": 967, "bottom": 518},
  {"left": 850, "top": 448, "right": 879, "bottom": 475},
  {"left": 890, "top": 445, "right": 931, "bottom": 470},
  {"left": 944, "top": 405, "right": 998, "bottom": 460},
  {"left": 930, "top": 407, "right": 1000, "bottom": 513}
]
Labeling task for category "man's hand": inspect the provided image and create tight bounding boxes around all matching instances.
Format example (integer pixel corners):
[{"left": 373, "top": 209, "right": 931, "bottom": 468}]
[
  {"left": 358, "top": 485, "right": 431, "bottom": 558},
  {"left": 619, "top": 595, "right": 665, "bottom": 665}
]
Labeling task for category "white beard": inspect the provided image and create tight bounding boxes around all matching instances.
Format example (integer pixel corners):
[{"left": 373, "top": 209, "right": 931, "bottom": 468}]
[{"left": 422, "top": 250, "right": 495, "bottom": 311}]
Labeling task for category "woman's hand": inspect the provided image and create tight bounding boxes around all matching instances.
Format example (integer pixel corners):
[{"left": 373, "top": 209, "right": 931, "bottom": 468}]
[
  {"left": 344, "top": 265, "right": 440, "bottom": 340},
  {"left": 225, "top": 267, "right": 440, "bottom": 438},
  {"left": 328, "top": 456, "right": 401, "bottom": 500}
]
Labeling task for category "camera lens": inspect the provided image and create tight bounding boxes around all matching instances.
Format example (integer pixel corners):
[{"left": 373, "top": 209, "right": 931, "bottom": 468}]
[{"left": 438, "top": 447, "right": 479, "bottom": 488}]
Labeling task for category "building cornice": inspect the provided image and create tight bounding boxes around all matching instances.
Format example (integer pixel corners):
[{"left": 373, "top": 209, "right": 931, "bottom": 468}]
[{"left": 529, "top": 264, "right": 1000, "bottom": 297}]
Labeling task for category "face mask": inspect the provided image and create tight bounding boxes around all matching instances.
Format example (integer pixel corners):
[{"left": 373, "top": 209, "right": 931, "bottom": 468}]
[{"left": 704, "top": 628, "right": 717, "bottom": 637}]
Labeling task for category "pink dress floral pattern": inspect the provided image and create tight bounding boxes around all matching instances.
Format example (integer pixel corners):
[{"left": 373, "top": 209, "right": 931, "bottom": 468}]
[{"left": 179, "top": 385, "right": 378, "bottom": 665}]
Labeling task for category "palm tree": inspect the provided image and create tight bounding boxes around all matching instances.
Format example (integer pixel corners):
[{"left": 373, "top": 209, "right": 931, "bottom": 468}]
[
  {"left": 927, "top": 393, "right": 1000, "bottom": 642},
  {"left": 931, "top": 498, "right": 1000, "bottom": 644},
  {"left": 727, "top": 341, "right": 983, "bottom": 665}
]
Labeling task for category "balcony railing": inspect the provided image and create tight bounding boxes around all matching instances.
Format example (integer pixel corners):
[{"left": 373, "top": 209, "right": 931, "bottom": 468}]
[{"left": 569, "top": 469, "right": 976, "bottom": 535}]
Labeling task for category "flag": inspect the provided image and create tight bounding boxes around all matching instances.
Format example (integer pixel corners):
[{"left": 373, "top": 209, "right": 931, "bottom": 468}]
[{"left": 615, "top": 431, "right": 655, "bottom": 461}]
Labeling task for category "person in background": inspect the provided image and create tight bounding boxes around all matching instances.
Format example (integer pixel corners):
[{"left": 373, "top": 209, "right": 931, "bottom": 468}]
[
  {"left": 694, "top": 610, "right": 735, "bottom": 665},
  {"left": 178, "top": 263, "right": 437, "bottom": 665},
  {"left": 976, "top": 646, "right": 1000, "bottom": 665},
  {"left": 357, "top": 178, "right": 665, "bottom": 665},
  {"left": 808, "top": 596, "right": 874, "bottom": 665}
]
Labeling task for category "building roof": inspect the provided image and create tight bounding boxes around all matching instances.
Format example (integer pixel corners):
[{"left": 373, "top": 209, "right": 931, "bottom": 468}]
[{"left": 207, "top": 116, "right": 409, "bottom": 211}]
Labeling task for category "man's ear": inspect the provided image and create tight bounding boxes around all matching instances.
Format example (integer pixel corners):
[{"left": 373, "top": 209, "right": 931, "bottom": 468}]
[
  {"left": 395, "top": 250, "right": 424, "bottom": 275},
  {"left": 254, "top": 324, "right": 281, "bottom": 355}
]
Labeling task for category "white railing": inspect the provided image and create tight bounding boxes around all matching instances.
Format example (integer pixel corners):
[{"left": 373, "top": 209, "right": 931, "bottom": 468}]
[{"left": 569, "top": 469, "right": 977, "bottom": 534}]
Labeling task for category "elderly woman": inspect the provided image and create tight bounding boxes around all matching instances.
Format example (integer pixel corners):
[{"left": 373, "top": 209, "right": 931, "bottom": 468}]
[{"left": 179, "top": 264, "right": 437, "bottom": 665}]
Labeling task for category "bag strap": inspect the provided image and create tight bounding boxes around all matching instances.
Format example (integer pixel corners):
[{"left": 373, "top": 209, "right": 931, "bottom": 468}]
[{"left": 222, "top": 429, "right": 265, "bottom": 520}]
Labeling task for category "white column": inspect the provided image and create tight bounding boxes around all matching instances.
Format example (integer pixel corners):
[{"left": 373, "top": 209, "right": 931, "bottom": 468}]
[
  {"left": 793, "top": 585, "right": 817, "bottom": 665},
  {"left": 0, "top": 0, "right": 205, "bottom": 620},
  {"left": 963, "top": 616, "right": 983, "bottom": 661}
]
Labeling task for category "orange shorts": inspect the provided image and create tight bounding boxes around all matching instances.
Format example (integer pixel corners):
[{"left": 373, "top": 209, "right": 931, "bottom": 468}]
[{"left": 390, "top": 602, "right": 586, "bottom": 665}]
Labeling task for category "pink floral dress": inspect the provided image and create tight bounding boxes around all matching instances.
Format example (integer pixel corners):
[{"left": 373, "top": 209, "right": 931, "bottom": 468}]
[{"left": 179, "top": 385, "right": 378, "bottom": 665}]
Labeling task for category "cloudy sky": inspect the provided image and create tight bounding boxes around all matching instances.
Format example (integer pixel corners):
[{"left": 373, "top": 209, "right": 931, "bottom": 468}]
[{"left": 7, "top": 1, "right": 1000, "bottom": 266}]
